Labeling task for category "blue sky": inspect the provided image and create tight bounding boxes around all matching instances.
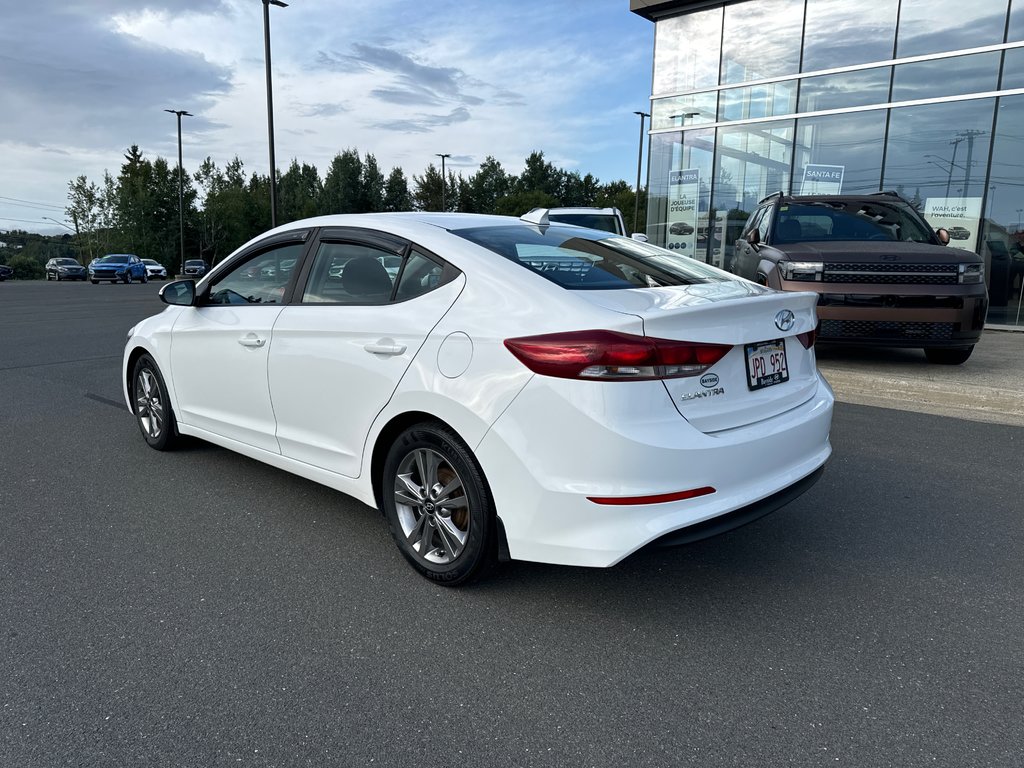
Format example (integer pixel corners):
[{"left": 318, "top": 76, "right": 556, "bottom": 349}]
[{"left": 0, "top": 0, "right": 654, "bottom": 235}]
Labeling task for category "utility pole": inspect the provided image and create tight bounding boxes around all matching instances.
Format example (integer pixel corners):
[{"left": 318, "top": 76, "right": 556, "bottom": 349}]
[
  {"left": 436, "top": 153, "right": 451, "bottom": 211},
  {"left": 957, "top": 130, "right": 986, "bottom": 197}
]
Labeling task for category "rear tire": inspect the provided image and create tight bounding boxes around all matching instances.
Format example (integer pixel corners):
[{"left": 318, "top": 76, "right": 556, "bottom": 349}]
[
  {"left": 382, "top": 422, "right": 496, "bottom": 586},
  {"left": 91, "top": 279, "right": 98, "bottom": 284},
  {"left": 924, "top": 346, "right": 973, "bottom": 365},
  {"left": 131, "top": 354, "right": 179, "bottom": 450}
]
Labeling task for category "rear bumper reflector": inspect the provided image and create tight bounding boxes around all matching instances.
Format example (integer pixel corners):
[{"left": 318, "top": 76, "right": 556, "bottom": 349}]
[{"left": 587, "top": 486, "right": 716, "bottom": 506}]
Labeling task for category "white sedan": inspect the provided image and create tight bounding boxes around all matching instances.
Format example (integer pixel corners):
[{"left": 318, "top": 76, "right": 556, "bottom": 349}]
[{"left": 123, "top": 211, "right": 833, "bottom": 584}]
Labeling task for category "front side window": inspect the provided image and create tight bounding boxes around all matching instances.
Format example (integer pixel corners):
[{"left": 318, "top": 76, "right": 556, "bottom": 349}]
[{"left": 206, "top": 243, "right": 305, "bottom": 305}]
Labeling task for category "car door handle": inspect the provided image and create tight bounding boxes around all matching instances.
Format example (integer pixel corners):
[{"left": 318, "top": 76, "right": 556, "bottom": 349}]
[
  {"left": 238, "top": 334, "right": 266, "bottom": 348},
  {"left": 364, "top": 340, "right": 407, "bottom": 356}
]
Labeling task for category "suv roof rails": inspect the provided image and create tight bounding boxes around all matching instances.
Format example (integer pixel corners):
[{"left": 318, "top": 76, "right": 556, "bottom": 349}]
[{"left": 757, "top": 191, "right": 785, "bottom": 205}]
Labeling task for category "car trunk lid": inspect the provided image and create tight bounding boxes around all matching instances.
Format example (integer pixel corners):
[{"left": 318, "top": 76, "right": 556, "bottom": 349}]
[{"left": 578, "top": 282, "right": 822, "bottom": 433}]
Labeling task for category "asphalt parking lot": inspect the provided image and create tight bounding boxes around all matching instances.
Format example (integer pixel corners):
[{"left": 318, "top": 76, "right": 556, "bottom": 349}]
[
  {"left": 817, "top": 329, "right": 1024, "bottom": 427},
  {"left": 1, "top": 281, "right": 1022, "bottom": 767}
]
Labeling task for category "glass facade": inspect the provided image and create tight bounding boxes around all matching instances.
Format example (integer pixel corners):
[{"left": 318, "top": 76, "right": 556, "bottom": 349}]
[{"left": 644, "top": 0, "right": 1024, "bottom": 326}]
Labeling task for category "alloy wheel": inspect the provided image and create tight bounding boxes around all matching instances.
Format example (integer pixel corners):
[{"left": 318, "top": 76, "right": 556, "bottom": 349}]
[
  {"left": 393, "top": 448, "right": 470, "bottom": 565},
  {"left": 134, "top": 367, "right": 164, "bottom": 440}
]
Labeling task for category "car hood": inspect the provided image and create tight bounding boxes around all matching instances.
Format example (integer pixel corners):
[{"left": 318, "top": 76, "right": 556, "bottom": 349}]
[{"left": 765, "top": 241, "right": 981, "bottom": 264}]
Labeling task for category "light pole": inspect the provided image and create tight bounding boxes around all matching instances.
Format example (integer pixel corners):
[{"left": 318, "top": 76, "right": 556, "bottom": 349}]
[
  {"left": 263, "top": 0, "right": 287, "bottom": 228},
  {"left": 669, "top": 111, "right": 700, "bottom": 126},
  {"left": 435, "top": 153, "right": 451, "bottom": 211},
  {"left": 1017, "top": 209, "right": 1022, "bottom": 232},
  {"left": 632, "top": 111, "right": 650, "bottom": 236},
  {"left": 164, "top": 109, "right": 192, "bottom": 276}
]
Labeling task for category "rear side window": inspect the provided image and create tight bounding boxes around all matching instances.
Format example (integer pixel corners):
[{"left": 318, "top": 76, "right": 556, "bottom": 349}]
[{"left": 452, "top": 225, "right": 730, "bottom": 290}]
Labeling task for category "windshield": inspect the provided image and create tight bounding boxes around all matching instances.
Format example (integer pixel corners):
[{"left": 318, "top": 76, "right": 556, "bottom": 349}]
[
  {"left": 143, "top": 259, "right": 159, "bottom": 265},
  {"left": 56, "top": 258, "right": 79, "bottom": 265},
  {"left": 185, "top": 260, "right": 204, "bottom": 266},
  {"left": 99, "top": 254, "right": 129, "bottom": 263},
  {"left": 452, "top": 225, "right": 730, "bottom": 290},
  {"left": 774, "top": 200, "right": 936, "bottom": 244}
]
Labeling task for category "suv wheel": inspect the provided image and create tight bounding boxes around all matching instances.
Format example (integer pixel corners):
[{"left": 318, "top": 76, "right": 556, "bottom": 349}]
[{"left": 924, "top": 346, "right": 973, "bottom": 365}]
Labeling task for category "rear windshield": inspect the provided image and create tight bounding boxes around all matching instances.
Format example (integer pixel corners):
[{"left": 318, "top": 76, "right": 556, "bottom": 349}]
[
  {"left": 775, "top": 200, "right": 935, "bottom": 244},
  {"left": 451, "top": 225, "right": 730, "bottom": 290},
  {"left": 547, "top": 213, "right": 621, "bottom": 234}
]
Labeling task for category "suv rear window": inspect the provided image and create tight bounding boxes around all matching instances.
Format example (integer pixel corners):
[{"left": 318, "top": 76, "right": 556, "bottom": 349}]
[
  {"left": 546, "top": 213, "right": 621, "bottom": 234},
  {"left": 775, "top": 200, "right": 935, "bottom": 244},
  {"left": 452, "top": 225, "right": 729, "bottom": 290}
]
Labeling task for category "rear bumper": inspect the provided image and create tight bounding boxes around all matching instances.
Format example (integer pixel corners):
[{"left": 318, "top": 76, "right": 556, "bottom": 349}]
[{"left": 475, "top": 375, "right": 834, "bottom": 568}]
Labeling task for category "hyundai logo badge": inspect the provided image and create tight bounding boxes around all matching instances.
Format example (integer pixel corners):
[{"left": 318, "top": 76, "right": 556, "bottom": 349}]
[
  {"left": 700, "top": 373, "right": 719, "bottom": 388},
  {"left": 775, "top": 309, "right": 796, "bottom": 332}
]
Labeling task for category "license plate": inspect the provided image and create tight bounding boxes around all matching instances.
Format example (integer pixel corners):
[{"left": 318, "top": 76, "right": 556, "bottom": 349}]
[{"left": 745, "top": 339, "right": 789, "bottom": 390}]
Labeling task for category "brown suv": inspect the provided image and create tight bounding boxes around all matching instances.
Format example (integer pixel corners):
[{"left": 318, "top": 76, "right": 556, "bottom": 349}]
[{"left": 732, "top": 192, "right": 988, "bottom": 365}]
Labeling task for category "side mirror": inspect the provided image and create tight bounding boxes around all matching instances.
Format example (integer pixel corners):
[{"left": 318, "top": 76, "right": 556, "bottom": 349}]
[
  {"left": 160, "top": 279, "right": 196, "bottom": 306},
  {"left": 747, "top": 229, "right": 760, "bottom": 247},
  {"left": 936, "top": 228, "right": 950, "bottom": 245},
  {"left": 630, "top": 233, "right": 649, "bottom": 242}
]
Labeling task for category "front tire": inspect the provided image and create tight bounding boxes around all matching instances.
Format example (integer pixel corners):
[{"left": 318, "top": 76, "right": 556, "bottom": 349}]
[
  {"left": 382, "top": 422, "right": 496, "bottom": 586},
  {"left": 141, "top": 271, "right": 149, "bottom": 284},
  {"left": 925, "top": 346, "right": 973, "bottom": 365},
  {"left": 132, "top": 354, "right": 179, "bottom": 450},
  {"left": 124, "top": 272, "right": 133, "bottom": 284},
  {"left": 90, "top": 279, "right": 98, "bottom": 284}
]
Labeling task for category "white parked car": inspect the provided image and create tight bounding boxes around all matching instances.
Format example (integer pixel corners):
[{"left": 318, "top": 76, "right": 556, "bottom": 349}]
[
  {"left": 123, "top": 211, "right": 833, "bottom": 584},
  {"left": 141, "top": 259, "right": 168, "bottom": 280}
]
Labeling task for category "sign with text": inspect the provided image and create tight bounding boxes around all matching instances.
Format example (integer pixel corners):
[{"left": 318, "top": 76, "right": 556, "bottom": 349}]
[
  {"left": 923, "top": 197, "right": 982, "bottom": 252},
  {"left": 667, "top": 168, "right": 700, "bottom": 257},
  {"left": 800, "top": 164, "right": 845, "bottom": 195}
]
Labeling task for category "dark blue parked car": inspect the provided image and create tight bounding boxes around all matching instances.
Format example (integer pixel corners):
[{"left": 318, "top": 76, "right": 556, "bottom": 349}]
[{"left": 89, "top": 254, "right": 149, "bottom": 284}]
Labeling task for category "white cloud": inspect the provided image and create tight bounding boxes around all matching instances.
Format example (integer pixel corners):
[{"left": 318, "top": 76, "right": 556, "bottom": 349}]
[{"left": 1, "top": 0, "right": 653, "bottom": 231}]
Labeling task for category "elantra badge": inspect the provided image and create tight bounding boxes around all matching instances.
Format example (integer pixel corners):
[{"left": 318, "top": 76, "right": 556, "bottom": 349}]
[{"left": 775, "top": 309, "right": 796, "bottom": 332}]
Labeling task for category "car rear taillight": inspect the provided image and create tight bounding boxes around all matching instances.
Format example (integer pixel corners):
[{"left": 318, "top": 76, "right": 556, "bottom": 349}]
[
  {"left": 797, "top": 328, "right": 816, "bottom": 349},
  {"left": 504, "top": 330, "right": 731, "bottom": 381}
]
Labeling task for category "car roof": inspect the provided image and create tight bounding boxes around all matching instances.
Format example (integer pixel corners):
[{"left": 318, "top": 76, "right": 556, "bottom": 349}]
[
  {"left": 761, "top": 192, "right": 908, "bottom": 205},
  {"left": 547, "top": 207, "right": 619, "bottom": 215}
]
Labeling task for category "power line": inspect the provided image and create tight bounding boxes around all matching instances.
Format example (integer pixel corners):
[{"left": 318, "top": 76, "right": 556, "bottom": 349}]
[
  {"left": 1, "top": 216, "right": 64, "bottom": 225},
  {"left": 0, "top": 195, "right": 65, "bottom": 211}
]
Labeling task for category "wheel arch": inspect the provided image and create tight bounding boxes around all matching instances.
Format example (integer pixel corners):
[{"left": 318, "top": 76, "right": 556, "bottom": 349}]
[{"left": 369, "top": 410, "right": 511, "bottom": 562}]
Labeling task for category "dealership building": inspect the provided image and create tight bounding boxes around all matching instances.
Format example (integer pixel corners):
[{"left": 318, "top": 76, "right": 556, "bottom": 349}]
[{"left": 631, "top": 0, "right": 1024, "bottom": 326}]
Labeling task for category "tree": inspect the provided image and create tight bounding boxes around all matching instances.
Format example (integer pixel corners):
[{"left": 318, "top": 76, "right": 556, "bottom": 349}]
[
  {"left": 467, "top": 156, "right": 511, "bottom": 214},
  {"left": 515, "top": 151, "right": 563, "bottom": 200},
  {"left": 412, "top": 164, "right": 444, "bottom": 211},
  {"left": 560, "top": 172, "right": 602, "bottom": 208},
  {"left": 383, "top": 167, "right": 412, "bottom": 211},
  {"left": 66, "top": 175, "right": 101, "bottom": 263},
  {"left": 319, "top": 149, "right": 363, "bottom": 214},
  {"left": 361, "top": 154, "right": 386, "bottom": 212},
  {"left": 279, "top": 159, "right": 322, "bottom": 223},
  {"left": 493, "top": 189, "right": 559, "bottom": 217}
]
